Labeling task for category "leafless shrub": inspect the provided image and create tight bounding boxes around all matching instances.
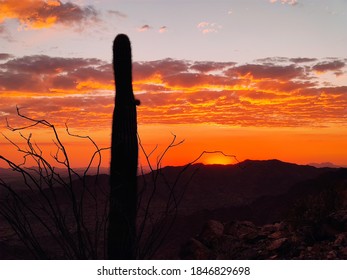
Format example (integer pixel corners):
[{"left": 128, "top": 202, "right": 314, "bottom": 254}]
[{"left": 0, "top": 107, "right": 238, "bottom": 259}]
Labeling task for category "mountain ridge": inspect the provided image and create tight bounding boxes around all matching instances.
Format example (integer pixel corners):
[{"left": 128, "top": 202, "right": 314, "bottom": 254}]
[{"left": 1, "top": 159, "right": 346, "bottom": 259}]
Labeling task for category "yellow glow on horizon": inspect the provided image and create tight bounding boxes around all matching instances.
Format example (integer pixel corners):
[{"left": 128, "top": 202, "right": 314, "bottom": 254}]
[
  {"left": 202, "top": 153, "right": 236, "bottom": 165},
  {"left": 1, "top": 123, "right": 347, "bottom": 169}
]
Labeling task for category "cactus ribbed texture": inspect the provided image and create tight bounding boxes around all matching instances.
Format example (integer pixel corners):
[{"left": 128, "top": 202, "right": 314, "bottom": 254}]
[{"left": 108, "top": 34, "right": 138, "bottom": 259}]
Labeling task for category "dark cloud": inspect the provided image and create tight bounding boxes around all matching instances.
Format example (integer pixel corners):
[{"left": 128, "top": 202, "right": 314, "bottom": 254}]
[
  {"left": 1, "top": 55, "right": 104, "bottom": 74},
  {"left": 320, "top": 86, "right": 347, "bottom": 95},
  {"left": 133, "top": 58, "right": 189, "bottom": 80},
  {"left": 0, "top": 55, "right": 107, "bottom": 92},
  {"left": 153, "top": 59, "right": 190, "bottom": 74},
  {"left": 138, "top": 24, "right": 151, "bottom": 32},
  {"left": 0, "top": 72, "right": 45, "bottom": 91},
  {"left": 255, "top": 57, "right": 319, "bottom": 65},
  {"left": 50, "top": 75, "right": 77, "bottom": 90},
  {"left": 230, "top": 64, "right": 305, "bottom": 80},
  {"left": 254, "top": 57, "right": 290, "bottom": 64},
  {"left": 312, "top": 60, "right": 346, "bottom": 73},
  {"left": 290, "top": 57, "right": 318, "bottom": 63},
  {"left": 163, "top": 72, "right": 233, "bottom": 88},
  {"left": 0, "top": 53, "right": 13, "bottom": 60},
  {"left": 107, "top": 10, "right": 127, "bottom": 18},
  {"left": 189, "top": 61, "right": 236, "bottom": 73},
  {"left": 71, "top": 66, "right": 113, "bottom": 84}
]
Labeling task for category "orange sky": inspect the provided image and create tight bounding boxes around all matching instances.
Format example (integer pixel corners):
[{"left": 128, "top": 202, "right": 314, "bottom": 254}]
[
  {"left": 1, "top": 55, "right": 346, "bottom": 168},
  {"left": 1, "top": 0, "right": 346, "bottom": 169}
]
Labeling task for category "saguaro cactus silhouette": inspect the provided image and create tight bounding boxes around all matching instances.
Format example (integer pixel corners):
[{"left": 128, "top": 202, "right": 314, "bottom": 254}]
[{"left": 108, "top": 34, "right": 138, "bottom": 259}]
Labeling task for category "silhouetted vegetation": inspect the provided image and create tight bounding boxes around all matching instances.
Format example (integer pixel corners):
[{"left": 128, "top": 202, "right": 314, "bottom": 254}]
[
  {"left": 0, "top": 34, "right": 189, "bottom": 259},
  {"left": 108, "top": 34, "right": 139, "bottom": 259},
  {"left": 0, "top": 108, "right": 110, "bottom": 259}
]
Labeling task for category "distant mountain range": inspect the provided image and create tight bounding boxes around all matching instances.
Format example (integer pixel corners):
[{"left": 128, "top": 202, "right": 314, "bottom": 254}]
[
  {"left": 136, "top": 159, "right": 347, "bottom": 258},
  {"left": 1, "top": 159, "right": 346, "bottom": 259},
  {"left": 138, "top": 159, "right": 336, "bottom": 213},
  {"left": 1, "top": 160, "right": 345, "bottom": 225},
  {"left": 308, "top": 162, "right": 345, "bottom": 168},
  {"left": 1, "top": 159, "right": 344, "bottom": 225}
]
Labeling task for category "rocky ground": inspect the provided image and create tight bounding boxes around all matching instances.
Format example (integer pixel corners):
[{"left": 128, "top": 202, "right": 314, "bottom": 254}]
[
  {"left": 180, "top": 210, "right": 347, "bottom": 260},
  {"left": 1, "top": 162, "right": 346, "bottom": 259}
]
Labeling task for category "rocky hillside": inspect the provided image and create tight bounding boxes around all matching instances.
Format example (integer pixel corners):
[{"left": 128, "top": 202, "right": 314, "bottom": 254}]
[
  {"left": 1, "top": 160, "right": 346, "bottom": 259},
  {"left": 180, "top": 168, "right": 347, "bottom": 259},
  {"left": 139, "top": 159, "right": 333, "bottom": 215},
  {"left": 181, "top": 211, "right": 347, "bottom": 260}
]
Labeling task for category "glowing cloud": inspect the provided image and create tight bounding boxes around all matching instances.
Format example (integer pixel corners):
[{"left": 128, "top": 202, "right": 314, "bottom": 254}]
[
  {"left": 1, "top": 55, "right": 346, "bottom": 130},
  {"left": 0, "top": 0, "right": 99, "bottom": 30},
  {"left": 159, "top": 26, "right": 167, "bottom": 33},
  {"left": 137, "top": 24, "right": 151, "bottom": 32}
]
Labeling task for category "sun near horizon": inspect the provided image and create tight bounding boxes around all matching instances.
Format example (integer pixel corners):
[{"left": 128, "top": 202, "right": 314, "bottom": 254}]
[{"left": 0, "top": 0, "right": 347, "bottom": 170}]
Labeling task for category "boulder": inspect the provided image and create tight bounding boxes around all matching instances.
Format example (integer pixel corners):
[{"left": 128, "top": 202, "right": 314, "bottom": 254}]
[
  {"left": 199, "top": 220, "right": 224, "bottom": 247},
  {"left": 224, "top": 221, "right": 259, "bottom": 240},
  {"left": 267, "top": 238, "right": 288, "bottom": 251},
  {"left": 333, "top": 233, "right": 346, "bottom": 247}
]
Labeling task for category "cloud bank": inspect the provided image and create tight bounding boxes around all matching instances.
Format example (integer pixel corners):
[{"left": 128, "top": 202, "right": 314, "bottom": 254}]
[{"left": 1, "top": 54, "right": 346, "bottom": 129}]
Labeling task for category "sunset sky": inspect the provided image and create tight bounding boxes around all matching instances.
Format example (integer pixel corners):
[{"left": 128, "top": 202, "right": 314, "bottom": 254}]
[{"left": 0, "top": 0, "right": 346, "bottom": 169}]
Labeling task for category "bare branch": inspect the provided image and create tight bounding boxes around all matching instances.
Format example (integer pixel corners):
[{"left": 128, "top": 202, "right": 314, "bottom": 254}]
[{"left": 0, "top": 108, "right": 110, "bottom": 259}]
